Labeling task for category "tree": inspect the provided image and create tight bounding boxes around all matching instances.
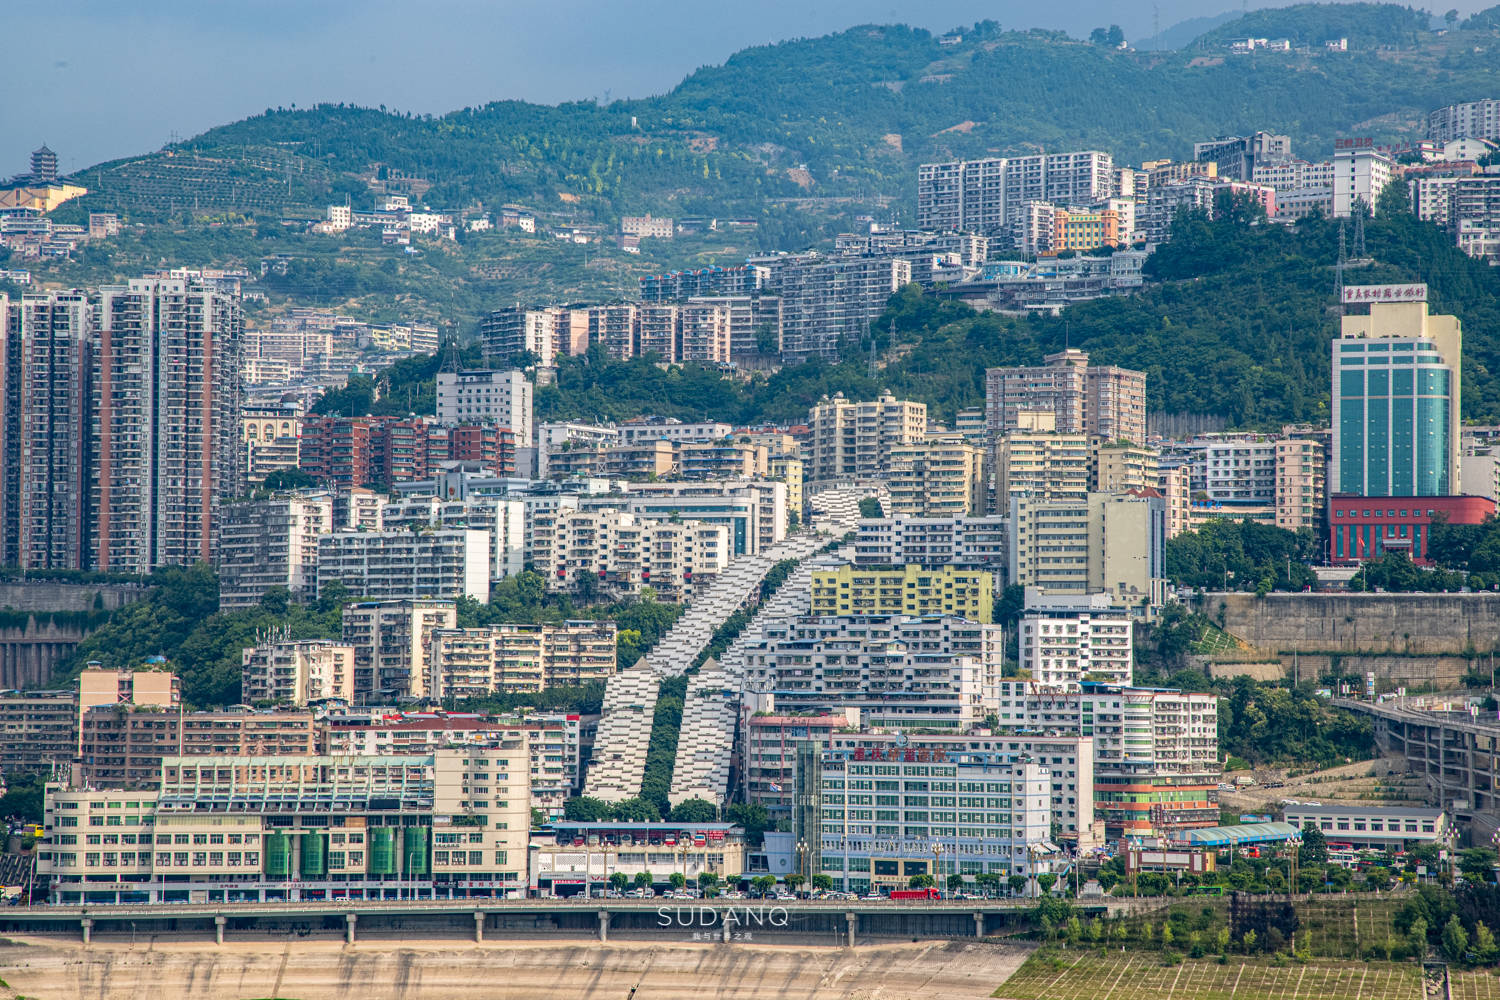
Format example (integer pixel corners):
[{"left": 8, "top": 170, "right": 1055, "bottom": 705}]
[
  {"left": 609, "top": 872, "right": 629, "bottom": 893},
  {"left": 975, "top": 872, "right": 1001, "bottom": 897},
  {"left": 1409, "top": 917, "right": 1429, "bottom": 960},
  {"left": 697, "top": 872, "right": 721, "bottom": 897},
  {"left": 908, "top": 873, "right": 936, "bottom": 889},
  {"left": 1444, "top": 915, "right": 1470, "bottom": 962},
  {"left": 634, "top": 871, "right": 654, "bottom": 891},
  {"left": 563, "top": 796, "right": 613, "bottom": 822},
  {"left": 1008, "top": 875, "right": 1027, "bottom": 897},
  {"left": 611, "top": 797, "right": 662, "bottom": 822},
  {"left": 1474, "top": 921, "right": 1498, "bottom": 964},
  {"left": 0, "top": 772, "right": 45, "bottom": 824},
  {"left": 751, "top": 874, "right": 777, "bottom": 897},
  {"left": 811, "top": 873, "right": 834, "bottom": 893},
  {"left": 785, "top": 873, "right": 806, "bottom": 895},
  {"left": 669, "top": 798, "right": 717, "bottom": 823},
  {"left": 669, "top": 872, "right": 687, "bottom": 890},
  {"left": 1460, "top": 847, "right": 1497, "bottom": 880},
  {"left": 1038, "top": 873, "right": 1058, "bottom": 895},
  {"left": 1300, "top": 824, "right": 1328, "bottom": 865},
  {"left": 262, "top": 468, "right": 318, "bottom": 490},
  {"left": 947, "top": 873, "right": 967, "bottom": 893}
]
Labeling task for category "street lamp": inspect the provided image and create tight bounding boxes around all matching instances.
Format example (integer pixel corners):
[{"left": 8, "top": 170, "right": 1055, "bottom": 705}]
[{"left": 931, "top": 841, "right": 945, "bottom": 897}]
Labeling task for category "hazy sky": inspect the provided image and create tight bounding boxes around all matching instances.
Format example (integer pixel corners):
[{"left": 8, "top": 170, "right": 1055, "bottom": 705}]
[{"left": 4, "top": 0, "right": 1493, "bottom": 176}]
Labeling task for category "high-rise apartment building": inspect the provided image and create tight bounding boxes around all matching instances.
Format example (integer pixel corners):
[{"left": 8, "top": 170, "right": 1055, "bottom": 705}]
[
  {"left": 241, "top": 638, "right": 357, "bottom": 706},
  {"left": 989, "top": 410, "right": 1090, "bottom": 509},
  {"left": 1193, "top": 132, "right": 1292, "bottom": 181},
  {"left": 1018, "top": 589, "right": 1133, "bottom": 688},
  {"left": 985, "top": 349, "right": 1146, "bottom": 446},
  {"left": 381, "top": 495, "right": 526, "bottom": 583},
  {"left": 850, "top": 515, "right": 1009, "bottom": 575},
  {"left": 426, "top": 620, "right": 618, "bottom": 699},
  {"left": 317, "top": 528, "right": 492, "bottom": 604},
  {"left": 1333, "top": 147, "right": 1397, "bottom": 217},
  {"left": 1009, "top": 491, "right": 1167, "bottom": 611},
  {"left": 341, "top": 599, "right": 458, "bottom": 702},
  {"left": 1090, "top": 438, "right": 1160, "bottom": 494},
  {"left": 886, "top": 433, "right": 985, "bottom": 517},
  {"left": 434, "top": 369, "right": 532, "bottom": 446},
  {"left": 12, "top": 290, "right": 92, "bottom": 569},
  {"left": 93, "top": 278, "right": 243, "bottom": 573},
  {"left": 807, "top": 564, "right": 993, "bottom": 621},
  {"left": 1427, "top": 100, "right": 1500, "bottom": 144},
  {"left": 917, "top": 151, "right": 1115, "bottom": 233},
  {"left": 2, "top": 280, "right": 242, "bottom": 572},
  {"left": 744, "top": 614, "right": 1003, "bottom": 729},
  {"left": 1331, "top": 292, "right": 1461, "bottom": 498},
  {"left": 804, "top": 752, "right": 1056, "bottom": 892},
  {"left": 479, "top": 306, "right": 584, "bottom": 367},
  {"left": 587, "top": 303, "right": 639, "bottom": 360},
  {"left": 1454, "top": 176, "right": 1500, "bottom": 262},
  {"left": 757, "top": 253, "right": 910, "bottom": 362},
  {"left": 806, "top": 392, "right": 926, "bottom": 481},
  {"left": 217, "top": 492, "right": 334, "bottom": 607}
]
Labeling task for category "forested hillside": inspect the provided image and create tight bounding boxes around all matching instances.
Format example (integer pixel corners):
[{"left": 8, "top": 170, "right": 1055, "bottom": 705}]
[
  {"left": 316, "top": 201, "right": 1500, "bottom": 432},
  {"left": 69, "top": 4, "right": 1500, "bottom": 228}
]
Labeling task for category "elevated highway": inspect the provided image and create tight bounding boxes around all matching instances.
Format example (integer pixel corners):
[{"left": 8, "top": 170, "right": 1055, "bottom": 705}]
[{"left": 0, "top": 895, "right": 1160, "bottom": 947}]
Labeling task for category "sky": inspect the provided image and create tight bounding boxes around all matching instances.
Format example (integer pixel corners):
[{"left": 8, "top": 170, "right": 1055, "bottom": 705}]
[{"left": 3, "top": 0, "right": 1494, "bottom": 176}]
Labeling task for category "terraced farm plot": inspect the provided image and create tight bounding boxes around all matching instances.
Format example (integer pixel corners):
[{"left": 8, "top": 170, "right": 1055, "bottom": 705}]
[
  {"left": 995, "top": 952, "right": 1421, "bottom": 1000},
  {"left": 1452, "top": 970, "right": 1500, "bottom": 1000}
]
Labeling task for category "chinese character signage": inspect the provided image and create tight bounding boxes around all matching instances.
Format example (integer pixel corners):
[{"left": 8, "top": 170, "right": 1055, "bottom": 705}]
[
  {"left": 1335, "top": 137, "right": 1375, "bottom": 151},
  {"left": 1342, "top": 284, "right": 1427, "bottom": 304}
]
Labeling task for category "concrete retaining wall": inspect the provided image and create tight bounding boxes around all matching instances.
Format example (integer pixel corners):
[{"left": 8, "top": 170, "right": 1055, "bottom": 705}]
[
  {"left": 0, "top": 937, "right": 1034, "bottom": 1000},
  {"left": 1204, "top": 653, "right": 1482, "bottom": 689},
  {"left": 0, "top": 583, "right": 147, "bottom": 689},
  {"left": 1204, "top": 592, "right": 1500, "bottom": 656}
]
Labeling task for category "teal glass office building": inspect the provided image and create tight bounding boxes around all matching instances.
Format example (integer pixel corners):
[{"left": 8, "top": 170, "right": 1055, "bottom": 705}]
[{"left": 1330, "top": 301, "right": 1461, "bottom": 499}]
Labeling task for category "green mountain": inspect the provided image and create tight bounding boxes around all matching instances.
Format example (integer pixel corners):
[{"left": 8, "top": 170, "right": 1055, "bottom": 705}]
[
  {"left": 1191, "top": 2, "right": 1432, "bottom": 48},
  {"left": 67, "top": 5, "right": 1500, "bottom": 230}
]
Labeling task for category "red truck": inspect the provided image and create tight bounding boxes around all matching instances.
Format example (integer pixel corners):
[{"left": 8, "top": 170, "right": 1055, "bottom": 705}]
[{"left": 888, "top": 888, "right": 942, "bottom": 901}]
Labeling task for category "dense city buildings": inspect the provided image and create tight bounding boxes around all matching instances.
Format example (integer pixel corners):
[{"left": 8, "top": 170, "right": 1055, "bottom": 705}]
[
  {"left": 427, "top": 620, "right": 617, "bottom": 699},
  {"left": 218, "top": 493, "right": 334, "bottom": 607},
  {"left": 1427, "top": 100, "right": 1500, "bottom": 144},
  {"left": 850, "top": 515, "right": 1008, "bottom": 576},
  {"left": 1018, "top": 590, "right": 1133, "bottom": 688},
  {"left": 0, "top": 667, "right": 178, "bottom": 774},
  {"left": 240, "top": 638, "right": 358, "bottom": 706},
  {"left": 1009, "top": 491, "right": 1166, "bottom": 611},
  {"left": 41, "top": 745, "right": 531, "bottom": 903},
  {"left": 435, "top": 369, "right": 533, "bottom": 446},
  {"left": 807, "top": 392, "right": 926, "bottom": 481},
  {"left": 317, "top": 528, "right": 491, "bottom": 603},
  {"left": 886, "top": 433, "right": 985, "bottom": 517},
  {"left": 78, "top": 707, "right": 319, "bottom": 789},
  {"left": 341, "top": 599, "right": 458, "bottom": 702},
  {"left": 917, "top": 151, "right": 1115, "bottom": 233},
  {"left": 801, "top": 751, "right": 1057, "bottom": 893},
  {"left": 1, "top": 278, "right": 243, "bottom": 572},
  {"left": 744, "top": 614, "right": 1003, "bottom": 728},
  {"left": 808, "top": 564, "right": 993, "bottom": 622},
  {"left": 985, "top": 350, "right": 1146, "bottom": 446}
]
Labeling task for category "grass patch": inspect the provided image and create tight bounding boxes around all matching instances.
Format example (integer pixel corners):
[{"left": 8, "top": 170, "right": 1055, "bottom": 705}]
[{"left": 995, "top": 952, "right": 1421, "bottom": 1000}]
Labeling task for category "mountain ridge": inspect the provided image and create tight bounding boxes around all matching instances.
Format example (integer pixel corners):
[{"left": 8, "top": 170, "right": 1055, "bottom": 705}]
[{"left": 60, "top": 5, "right": 1500, "bottom": 229}]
